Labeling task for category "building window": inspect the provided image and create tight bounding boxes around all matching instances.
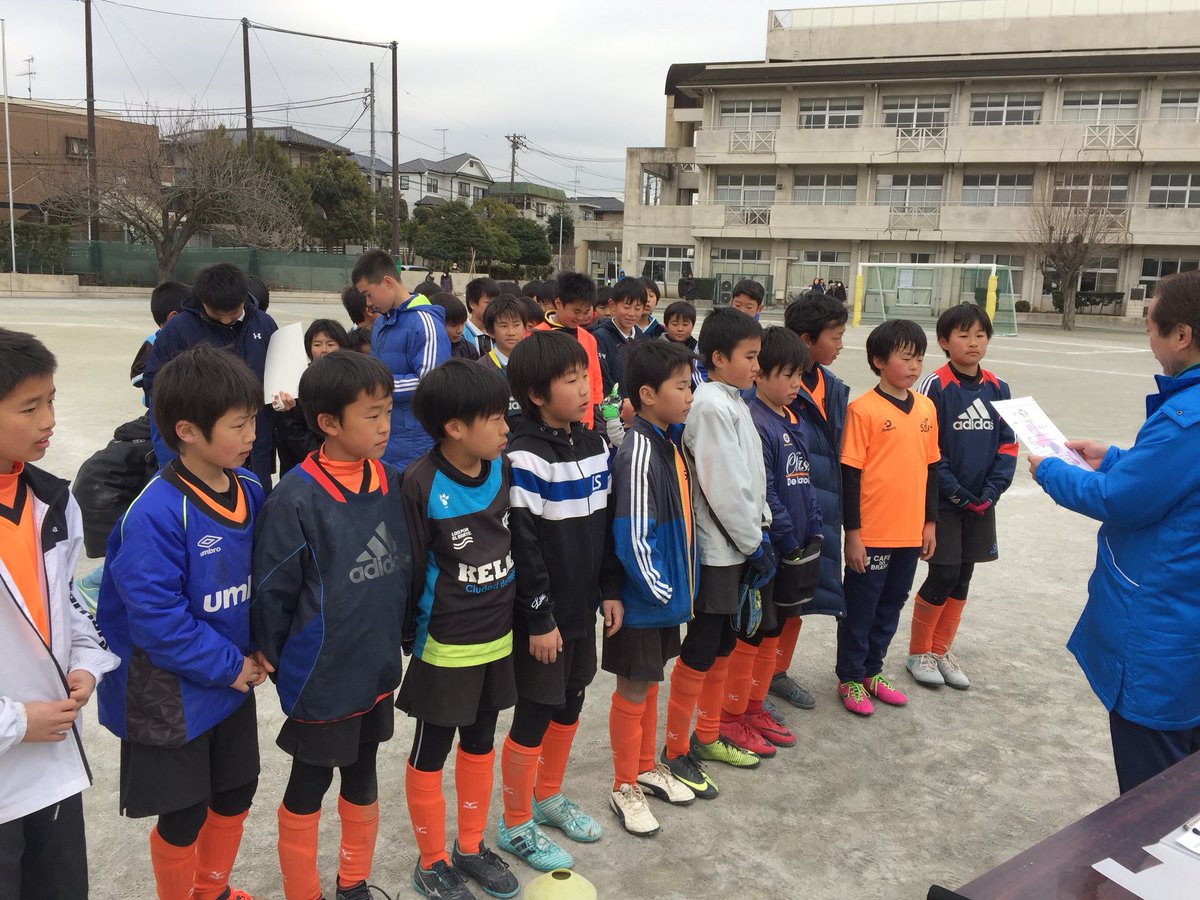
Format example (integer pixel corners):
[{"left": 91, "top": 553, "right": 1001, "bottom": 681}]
[
  {"left": 716, "top": 173, "right": 776, "bottom": 206},
  {"left": 536, "top": 203, "right": 547, "bottom": 217},
  {"left": 639, "top": 245, "right": 694, "bottom": 283},
  {"left": 961, "top": 172, "right": 1034, "bottom": 206},
  {"left": 1160, "top": 89, "right": 1200, "bottom": 122},
  {"left": 473, "top": 186, "right": 484, "bottom": 201},
  {"left": 792, "top": 249, "right": 852, "bottom": 287},
  {"left": 1053, "top": 172, "right": 1129, "bottom": 207},
  {"left": 870, "top": 252, "right": 934, "bottom": 264},
  {"left": 882, "top": 95, "right": 951, "bottom": 129},
  {"left": 712, "top": 248, "right": 770, "bottom": 280},
  {"left": 1061, "top": 91, "right": 1139, "bottom": 124},
  {"left": 874, "top": 173, "right": 943, "bottom": 206},
  {"left": 799, "top": 97, "right": 863, "bottom": 129},
  {"left": 719, "top": 100, "right": 781, "bottom": 130},
  {"left": 459, "top": 182, "right": 470, "bottom": 198},
  {"left": 426, "top": 177, "right": 439, "bottom": 193},
  {"left": 1140, "top": 256, "right": 1200, "bottom": 290},
  {"left": 1080, "top": 257, "right": 1121, "bottom": 293},
  {"left": 65, "top": 136, "right": 90, "bottom": 157},
  {"left": 399, "top": 175, "right": 410, "bottom": 190},
  {"left": 964, "top": 253, "right": 1025, "bottom": 294},
  {"left": 969, "top": 93, "right": 1042, "bottom": 126},
  {"left": 1149, "top": 172, "right": 1200, "bottom": 208},
  {"left": 793, "top": 173, "right": 857, "bottom": 205},
  {"left": 712, "top": 248, "right": 765, "bottom": 262}
]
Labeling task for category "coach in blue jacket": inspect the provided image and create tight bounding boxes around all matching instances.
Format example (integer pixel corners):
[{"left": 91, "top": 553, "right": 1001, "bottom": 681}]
[{"left": 1032, "top": 271, "right": 1200, "bottom": 794}]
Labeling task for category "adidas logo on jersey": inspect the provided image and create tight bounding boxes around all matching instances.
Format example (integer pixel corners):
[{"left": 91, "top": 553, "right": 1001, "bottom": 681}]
[
  {"left": 954, "top": 398, "right": 995, "bottom": 431},
  {"left": 350, "top": 522, "right": 404, "bottom": 583},
  {"left": 203, "top": 577, "right": 251, "bottom": 612}
]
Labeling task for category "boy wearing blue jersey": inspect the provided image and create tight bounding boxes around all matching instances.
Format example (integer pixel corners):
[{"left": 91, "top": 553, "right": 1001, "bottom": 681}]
[
  {"left": 97, "top": 346, "right": 268, "bottom": 900},
  {"left": 252, "top": 351, "right": 410, "bottom": 900},
  {"left": 908, "top": 304, "right": 1017, "bottom": 689},
  {"left": 399, "top": 360, "right": 520, "bottom": 900}
]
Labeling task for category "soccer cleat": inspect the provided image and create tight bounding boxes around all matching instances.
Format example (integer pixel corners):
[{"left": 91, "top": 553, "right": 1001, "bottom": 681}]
[
  {"left": 412, "top": 860, "right": 477, "bottom": 900},
  {"left": 690, "top": 732, "right": 761, "bottom": 769},
  {"left": 769, "top": 672, "right": 816, "bottom": 710},
  {"left": 936, "top": 651, "right": 971, "bottom": 690},
  {"left": 660, "top": 749, "right": 718, "bottom": 799},
  {"left": 718, "top": 717, "right": 776, "bottom": 758},
  {"left": 637, "top": 763, "right": 696, "bottom": 805},
  {"left": 496, "top": 817, "right": 573, "bottom": 872},
  {"left": 214, "top": 889, "right": 256, "bottom": 900},
  {"left": 760, "top": 697, "right": 787, "bottom": 725},
  {"left": 532, "top": 792, "right": 603, "bottom": 843},
  {"left": 451, "top": 841, "right": 520, "bottom": 898},
  {"left": 906, "top": 653, "right": 945, "bottom": 687},
  {"left": 608, "top": 783, "right": 660, "bottom": 837},
  {"left": 863, "top": 674, "right": 908, "bottom": 706},
  {"left": 839, "top": 680, "right": 874, "bottom": 716},
  {"left": 743, "top": 709, "right": 797, "bottom": 747},
  {"left": 334, "top": 882, "right": 377, "bottom": 900}
]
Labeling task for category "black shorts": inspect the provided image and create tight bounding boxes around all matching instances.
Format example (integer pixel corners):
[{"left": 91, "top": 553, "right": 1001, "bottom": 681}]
[
  {"left": 931, "top": 506, "right": 999, "bottom": 567},
  {"left": 770, "top": 552, "right": 821, "bottom": 619},
  {"left": 694, "top": 564, "right": 742, "bottom": 615},
  {"left": 513, "top": 624, "right": 598, "bottom": 707},
  {"left": 397, "top": 654, "right": 516, "bottom": 727},
  {"left": 120, "top": 692, "right": 260, "bottom": 819},
  {"left": 602, "top": 624, "right": 681, "bottom": 683},
  {"left": 276, "top": 694, "right": 396, "bottom": 768}
]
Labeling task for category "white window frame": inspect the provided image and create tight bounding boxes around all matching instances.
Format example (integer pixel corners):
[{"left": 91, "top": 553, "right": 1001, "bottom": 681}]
[
  {"left": 882, "top": 95, "right": 951, "bottom": 129},
  {"left": 1053, "top": 172, "right": 1130, "bottom": 207},
  {"left": 969, "top": 93, "right": 1042, "bottom": 126},
  {"left": 1160, "top": 89, "right": 1200, "bottom": 122},
  {"left": 426, "top": 177, "right": 439, "bottom": 194},
  {"left": 716, "top": 173, "right": 776, "bottom": 207},
  {"left": 961, "top": 172, "right": 1034, "bottom": 207},
  {"left": 1079, "top": 256, "right": 1121, "bottom": 293},
  {"left": 792, "top": 173, "right": 857, "bottom": 205},
  {"left": 798, "top": 97, "right": 863, "bottom": 129},
  {"left": 1140, "top": 256, "right": 1200, "bottom": 289},
  {"left": 639, "top": 245, "right": 694, "bottom": 284},
  {"left": 719, "top": 100, "right": 781, "bottom": 130},
  {"left": 1061, "top": 91, "right": 1140, "bottom": 125},
  {"left": 1149, "top": 172, "right": 1200, "bottom": 209},
  {"left": 965, "top": 253, "right": 1025, "bottom": 293},
  {"left": 874, "top": 173, "right": 944, "bottom": 206}
]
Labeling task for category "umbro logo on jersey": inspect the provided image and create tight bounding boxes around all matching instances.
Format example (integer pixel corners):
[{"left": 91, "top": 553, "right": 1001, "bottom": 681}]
[
  {"left": 203, "top": 577, "right": 251, "bottom": 612},
  {"left": 198, "top": 535, "right": 223, "bottom": 557},
  {"left": 350, "top": 522, "right": 404, "bottom": 583},
  {"left": 953, "top": 398, "right": 995, "bottom": 431}
]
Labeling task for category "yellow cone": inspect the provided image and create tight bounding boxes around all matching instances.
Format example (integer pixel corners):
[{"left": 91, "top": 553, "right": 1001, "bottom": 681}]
[{"left": 524, "top": 869, "right": 598, "bottom": 900}]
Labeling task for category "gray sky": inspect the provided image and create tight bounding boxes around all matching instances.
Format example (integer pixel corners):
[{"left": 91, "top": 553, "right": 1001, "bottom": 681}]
[{"left": 4, "top": 0, "right": 890, "bottom": 197}]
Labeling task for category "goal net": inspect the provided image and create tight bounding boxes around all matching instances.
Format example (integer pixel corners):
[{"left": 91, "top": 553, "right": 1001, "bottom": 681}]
[{"left": 852, "top": 263, "right": 1019, "bottom": 336}]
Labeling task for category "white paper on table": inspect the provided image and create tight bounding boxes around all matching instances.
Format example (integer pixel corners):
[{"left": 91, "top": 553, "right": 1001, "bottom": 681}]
[
  {"left": 1092, "top": 826, "right": 1200, "bottom": 900},
  {"left": 991, "top": 396, "right": 1091, "bottom": 470},
  {"left": 262, "top": 322, "right": 309, "bottom": 404}
]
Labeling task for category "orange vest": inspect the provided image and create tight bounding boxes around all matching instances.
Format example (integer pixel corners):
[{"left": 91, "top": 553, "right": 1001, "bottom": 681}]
[{"left": 535, "top": 317, "right": 602, "bottom": 429}]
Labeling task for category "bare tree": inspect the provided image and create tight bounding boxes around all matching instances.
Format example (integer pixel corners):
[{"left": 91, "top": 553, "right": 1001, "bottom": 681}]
[
  {"left": 1020, "top": 168, "right": 1129, "bottom": 331},
  {"left": 49, "top": 116, "right": 302, "bottom": 282}
]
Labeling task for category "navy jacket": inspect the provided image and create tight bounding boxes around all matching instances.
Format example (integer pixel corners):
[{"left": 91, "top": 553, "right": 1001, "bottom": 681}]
[
  {"left": 750, "top": 397, "right": 823, "bottom": 556},
  {"left": 788, "top": 365, "right": 849, "bottom": 618},
  {"left": 592, "top": 317, "right": 638, "bottom": 399}
]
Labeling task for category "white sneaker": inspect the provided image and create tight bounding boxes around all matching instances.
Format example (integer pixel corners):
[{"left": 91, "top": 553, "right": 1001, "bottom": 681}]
[
  {"left": 609, "top": 783, "right": 660, "bottom": 837},
  {"left": 936, "top": 651, "right": 971, "bottom": 690},
  {"left": 906, "top": 653, "right": 945, "bottom": 687},
  {"left": 637, "top": 763, "right": 696, "bottom": 806}
]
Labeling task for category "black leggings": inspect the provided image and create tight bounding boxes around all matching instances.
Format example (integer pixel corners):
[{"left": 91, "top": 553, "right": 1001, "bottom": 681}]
[
  {"left": 508, "top": 690, "right": 587, "bottom": 749},
  {"left": 156, "top": 779, "right": 258, "bottom": 848},
  {"left": 679, "top": 611, "right": 737, "bottom": 672},
  {"left": 918, "top": 562, "right": 976, "bottom": 606},
  {"left": 281, "top": 742, "right": 381, "bottom": 816},
  {"left": 409, "top": 710, "right": 500, "bottom": 773}
]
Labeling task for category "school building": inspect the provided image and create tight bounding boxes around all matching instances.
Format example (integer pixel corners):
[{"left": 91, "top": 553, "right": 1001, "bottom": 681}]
[{"left": 619, "top": 0, "right": 1200, "bottom": 312}]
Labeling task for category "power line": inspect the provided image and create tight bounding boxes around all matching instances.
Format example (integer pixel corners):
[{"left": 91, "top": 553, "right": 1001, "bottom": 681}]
[
  {"left": 89, "top": 0, "right": 240, "bottom": 23},
  {"left": 198, "top": 24, "right": 242, "bottom": 103},
  {"left": 90, "top": 2, "right": 151, "bottom": 107}
]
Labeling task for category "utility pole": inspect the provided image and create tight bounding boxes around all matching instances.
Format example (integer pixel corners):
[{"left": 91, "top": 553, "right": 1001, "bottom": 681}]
[
  {"left": 242, "top": 19, "right": 254, "bottom": 162},
  {"left": 3, "top": 20, "right": 17, "bottom": 274},
  {"left": 505, "top": 133, "right": 525, "bottom": 189},
  {"left": 18, "top": 56, "right": 33, "bottom": 99},
  {"left": 368, "top": 62, "right": 376, "bottom": 233},
  {"left": 84, "top": 0, "right": 98, "bottom": 240},
  {"left": 435, "top": 128, "right": 448, "bottom": 160},
  {"left": 390, "top": 40, "right": 399, "bottom": 257}
]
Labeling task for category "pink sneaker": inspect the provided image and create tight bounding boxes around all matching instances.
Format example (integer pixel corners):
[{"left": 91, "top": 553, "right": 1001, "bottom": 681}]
[
  {"left": 743, "top": 710, "right": 797, "bottom": 747},
  {"left": 718, "top": 717, "right": 777, "bottom": 758},
  {"left": 863, "top": 674, "right": 908, "bottom": 707},
  {"left": 838, "top": 681, "right": 874, "bottom": 716}
]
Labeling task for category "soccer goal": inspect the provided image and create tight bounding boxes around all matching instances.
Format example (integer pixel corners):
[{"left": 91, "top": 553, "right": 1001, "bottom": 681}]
[{"left": 851, "top": 262, "right": 1019, "bottom": 336}]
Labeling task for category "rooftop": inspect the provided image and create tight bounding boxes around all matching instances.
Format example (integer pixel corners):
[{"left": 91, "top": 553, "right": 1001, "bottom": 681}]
[{"left": 489, "top": 181, "right": 568, "bottom": 202}]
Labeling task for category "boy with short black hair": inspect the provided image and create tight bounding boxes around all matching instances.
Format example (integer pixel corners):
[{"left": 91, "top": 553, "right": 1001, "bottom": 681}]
[
  {"left": 97, "top": 344, "right": 268, "bottom": 900},
  {"left": 534, "top": 272, "right": 603, "bottom": 429},
  {"left": 908, "top": 303, "right": 1015, "bottom": 689},
  {"left": 604, "top": 339, "right": 700, "bottom": 837},
  {"left": 837, "top": 320, "right": 940, "bottom": 716},
  {"left": 0, "top": 328, "right": 119, "bottom": 898},
  {"left": 637, "top": 277, "right": 664, "bottom": 339},
  {"left": 247, "top": 275, "right": 270, "bottom": 313},
  {"left": 274, "top": 319, "right": 353, "bottom": 477},
  {"left": 593, "top": 277, "right": 646, "bottom": 399},
  {"left": 253, "top": 350, "right": 410, "bottom": 900},
  {"left": 341, "top": 285, "right": 378, "bottom": 334},
  {"left": 661, "top": 301, "right": 705, "bottom": 390},
  {"left": 464, "top": 277, "right": 499, "bottom": 354},
  {"left": 431, "top": 292, "right": 480, "bottom": 361},
  {"left": 132, "top": 281, "right": 187, "bottom": 400},
  {"left": 498, "top": 331, "right": 621, "bottom": 869},
  {"left": 400, "top": 360, "right": 521, "bottom": 900},
  {"left": 537, "top": 280, "right": 558, "bottom": 318},
  {"left": 352, "top": 249, "right": 450, "bottom": 472},
  {"left": 729, "top": 279, "right": 765, "bottom": 320}
]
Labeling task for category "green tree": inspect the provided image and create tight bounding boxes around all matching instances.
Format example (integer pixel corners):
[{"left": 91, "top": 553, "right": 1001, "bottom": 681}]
[
  {"left": 414, "top": 201, "right": 493, "bottom": 270},
  {"left": 301, "top": 151, "right": 376, "bottom": 250},
  {"left": 547, "top": 206, "right": 575, "bottom": 252},
  {"left": 473, "top": 196, "right": 520, "bottom": 223},
  {"left": 484, "top": 221, "right": 520, "bottom": 266},
  {"left": 253, "top": 133, "right": 312, "bottom": 227},
  {"left": 500, "top": 216, "right": 552, "bottom": 270}
]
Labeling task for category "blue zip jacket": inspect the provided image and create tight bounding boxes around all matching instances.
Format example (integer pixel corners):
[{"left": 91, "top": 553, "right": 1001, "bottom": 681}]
[
  {"left": 788, "top": 365, "right": 848, "bottom": 618},
  {"left": 97, "top": 464, "right": 264, "bottom": 747},
  {"left": 1036, "top": 365, "right": 1200, "bottom": 730},
  {"left": 750, "top": 397, "right": 823, "bottom": 557},
  {"left": 372, "top": 294, "right": 450, "bottom": 470},
  {"left": 611, "top": 417, "right": 698, "bottom": 628}
]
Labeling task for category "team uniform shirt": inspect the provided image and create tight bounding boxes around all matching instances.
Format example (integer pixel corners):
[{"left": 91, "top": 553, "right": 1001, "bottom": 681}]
[
  {"left": 463, "top": 319, "right": 492, "bottom": 355},
  {"left": 840, "top": 388, "right": 940, "bottom": 548},
  {"left": 477, "top": 350, "right": 524, "bottom": 422},
  {"left": 0, "top": 465, "right": 48, "bottom": 645},
  {"left": 749, "top": 399, "right": 823, "bottom": 555},
  {"left": 592, "top": 318, "right": 639, "bottom": 399},
  {"left": 401, "top": 450, "right": 515, "bottom": 668}
]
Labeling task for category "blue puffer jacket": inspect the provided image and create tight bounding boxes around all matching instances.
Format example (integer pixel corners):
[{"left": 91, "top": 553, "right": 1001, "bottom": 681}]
[
  {"left": 1036, "top": 365, "right": 1200, "bottom": 730},
  {"left": 371, "top": 294, "right": 449, "bottom": 471},
  {"left": 789, "top": 365, "right": 849, "bottom": 618}
]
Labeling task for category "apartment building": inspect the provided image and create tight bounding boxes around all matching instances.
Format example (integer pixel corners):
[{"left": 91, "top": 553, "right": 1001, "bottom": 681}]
[{"left": 621, "top": 0, "right": 1200, "bottom": 311}]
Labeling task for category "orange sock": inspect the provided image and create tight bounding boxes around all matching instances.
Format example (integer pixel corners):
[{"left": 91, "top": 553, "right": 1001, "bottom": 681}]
[
  {"left": 665, "top": 661, "right": 706, "bottom": 758},
  {"left": 405, "top": 763, "right": 448, "bottom": 869},
  {"left": 932, "top": 597, "right": 967, "bottom": 656},
  {"left": 534, "top": 719, "right": 578, "bottom": 802},
  {"left": 695, "top": 655, "right": 730, "bottom": 745},
  {"left": 336, "top": 796, "right": 379, "bottom": 891},
  {"left": 909, "top": 595, "right": 944, "bottom": 656},
  {"left": 500, "top": 735, "right": 540, "bottom": 827},
  {"left": 748, "top": 636, "right": 778, "bottom": 712},
  {"left": 609, "top": 691, "right": 645, "bottom": 790},
  {"left": 774, "top": 616, "right": 802, "bottom": 675},
  {"left": 149, "top": 827, "right": 196, "bottom": 900},
  {"left": 638, "top": 684, "right": 660, "bottom": 776},
  {"left": 193, "top": 808, "right": 248, "bottom": 900},
  {"left": 454, "top": 746, "right": 494, "bottom": 856},
  {"left": 277, "top": 805, "right": 322, "bottom": 900},
  {"left": 721, "top": 640, "right": 758, "bottom": 718}
]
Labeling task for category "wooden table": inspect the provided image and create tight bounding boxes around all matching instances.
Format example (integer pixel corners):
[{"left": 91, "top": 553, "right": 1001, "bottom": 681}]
[{"left": 957, "top": 751, "right": 1200, "bottom": 899}]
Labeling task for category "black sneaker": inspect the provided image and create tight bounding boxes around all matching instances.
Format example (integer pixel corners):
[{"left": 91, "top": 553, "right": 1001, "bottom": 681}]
[
  {"left": 769, "top": 671, "right": 816, "bottom": 710},
  {"left": 451, "top": 841, "right": 519, "bottom": 899},
  {"left": 412, "top": 859, "right": 476, "bottom": 900},
  {"left": 660, "top": 748, "right": 718, "bottom": 799},
  {"left": 335, "top": 881, "right": 374, "bottom": 900}
]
